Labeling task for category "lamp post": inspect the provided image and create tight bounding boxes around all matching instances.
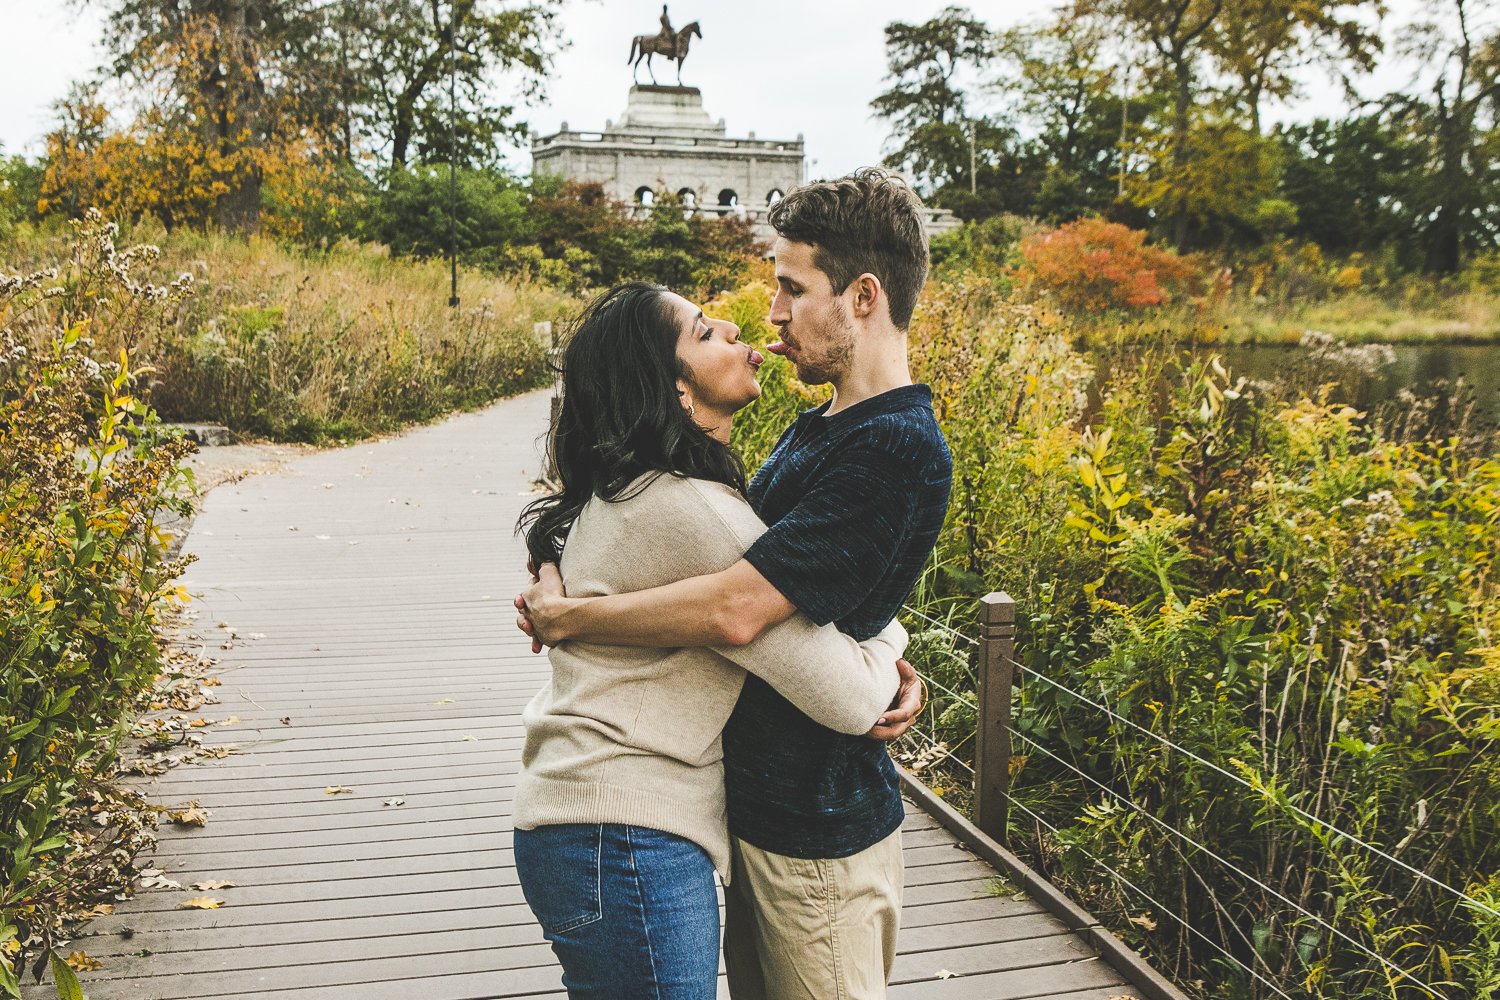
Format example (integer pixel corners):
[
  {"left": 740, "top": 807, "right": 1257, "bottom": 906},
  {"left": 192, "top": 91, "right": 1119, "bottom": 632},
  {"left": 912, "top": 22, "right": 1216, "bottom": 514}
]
[{"left": 447, "top": 4, "right": 459, "bottom": 308}]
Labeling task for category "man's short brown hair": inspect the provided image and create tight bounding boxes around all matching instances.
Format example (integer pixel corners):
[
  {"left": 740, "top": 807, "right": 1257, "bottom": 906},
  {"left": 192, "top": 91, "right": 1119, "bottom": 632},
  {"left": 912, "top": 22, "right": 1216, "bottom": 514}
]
[{"left": 767, "top": 167, "right": 930, "bottom": 330}]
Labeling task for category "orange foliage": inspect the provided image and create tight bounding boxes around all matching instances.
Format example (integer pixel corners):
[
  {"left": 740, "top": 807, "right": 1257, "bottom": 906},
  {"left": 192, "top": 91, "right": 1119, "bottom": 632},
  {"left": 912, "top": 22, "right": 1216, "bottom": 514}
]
[
  {"left": 38, "top": 18, "right": 346, "bottom": 235},
  {"left": 1017, "top": 217, "right": 1199, "bottom": 312}
]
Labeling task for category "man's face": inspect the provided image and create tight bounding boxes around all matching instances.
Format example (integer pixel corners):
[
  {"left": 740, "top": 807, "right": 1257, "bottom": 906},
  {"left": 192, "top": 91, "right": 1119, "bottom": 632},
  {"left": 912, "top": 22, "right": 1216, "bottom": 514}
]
[{"left": 767, "top": 237, "right": 855, "bottom": 387}]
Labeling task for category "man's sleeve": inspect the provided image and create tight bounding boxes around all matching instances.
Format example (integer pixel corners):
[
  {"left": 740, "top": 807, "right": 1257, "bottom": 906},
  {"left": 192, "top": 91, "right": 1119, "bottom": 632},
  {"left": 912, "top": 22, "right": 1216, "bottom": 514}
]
[{"left": 743, "top": 439, "right": 917, "bottom": 627}]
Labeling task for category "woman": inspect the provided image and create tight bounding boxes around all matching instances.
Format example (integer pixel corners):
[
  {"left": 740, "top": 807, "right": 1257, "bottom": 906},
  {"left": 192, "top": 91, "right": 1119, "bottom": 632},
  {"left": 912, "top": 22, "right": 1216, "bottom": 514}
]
[{"left": 512, "top": 282, "right": 906, "bottom": 999}]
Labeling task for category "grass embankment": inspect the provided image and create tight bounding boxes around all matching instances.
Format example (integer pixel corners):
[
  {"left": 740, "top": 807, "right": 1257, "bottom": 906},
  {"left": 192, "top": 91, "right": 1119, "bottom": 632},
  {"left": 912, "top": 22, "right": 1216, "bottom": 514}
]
[
  {"left": 3, "top": 220, "right": 578, "bottom": 442},
  {"left": 1120, "top": 291, "right": 1500, "bottom": 345}
]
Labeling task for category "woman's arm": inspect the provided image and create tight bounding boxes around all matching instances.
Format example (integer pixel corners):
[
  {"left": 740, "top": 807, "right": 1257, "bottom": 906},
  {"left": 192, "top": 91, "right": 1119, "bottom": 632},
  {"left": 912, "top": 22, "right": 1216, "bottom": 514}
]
[
  {"left": 712, "top": 615, "right": 905, "bottom": 736},
  {"left": 666, "top": 477, "right": 903, "bottom": 735}
]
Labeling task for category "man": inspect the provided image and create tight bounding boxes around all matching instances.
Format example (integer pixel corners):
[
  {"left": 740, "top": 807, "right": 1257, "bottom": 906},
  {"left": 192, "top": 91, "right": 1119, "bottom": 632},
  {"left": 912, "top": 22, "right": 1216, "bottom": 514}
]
[
  {"left": 658, "top": 3, "right": 674, "bottom": 45},
  {"left": 517, "top": 168, "right": 952, "bottom": 999}
]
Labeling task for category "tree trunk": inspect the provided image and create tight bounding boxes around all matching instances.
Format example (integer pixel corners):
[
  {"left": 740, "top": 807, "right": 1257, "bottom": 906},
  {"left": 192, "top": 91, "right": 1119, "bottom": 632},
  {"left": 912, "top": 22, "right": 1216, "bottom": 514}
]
[
  {"left": 1172, "top": 65, "right": 1191, "bottom": 249},
  {"left": 1425, "top": 104, "right": 1466, "bottom": 275},
  {"left": 207, "top": 0, "right": 264, "bottom": 233}
]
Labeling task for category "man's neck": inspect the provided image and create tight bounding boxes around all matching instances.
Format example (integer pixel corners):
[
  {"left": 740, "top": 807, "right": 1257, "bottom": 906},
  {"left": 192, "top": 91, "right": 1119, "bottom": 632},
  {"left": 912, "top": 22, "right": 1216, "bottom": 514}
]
[{"left": 826, "top": 335, "right": 912, "bottom": 415}]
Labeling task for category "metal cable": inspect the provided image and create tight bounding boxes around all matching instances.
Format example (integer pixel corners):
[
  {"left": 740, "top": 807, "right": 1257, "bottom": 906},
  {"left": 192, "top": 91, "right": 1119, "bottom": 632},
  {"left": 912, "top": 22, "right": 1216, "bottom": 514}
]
[
  {"left": 900, "top": 725, "right": 975, "bottom": 775},
  {"left": 1005, "top": 796, "right": 1299, "bottom": 1000},
  {"left": 899, "top": 602, "right": 1499, "bottom": 919},
  {"left": 1011, "top": 729, "right": 1451, "bottom": 999},
  {"left": 902, "top": 604, "right": 978, "bottom": 646}
]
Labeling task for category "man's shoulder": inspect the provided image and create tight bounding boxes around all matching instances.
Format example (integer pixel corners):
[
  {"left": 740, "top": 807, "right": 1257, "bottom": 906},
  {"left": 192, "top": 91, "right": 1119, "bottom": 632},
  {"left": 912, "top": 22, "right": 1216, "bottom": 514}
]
[{"left": 842, "top": 406, "right": 951, "bottom": 473}]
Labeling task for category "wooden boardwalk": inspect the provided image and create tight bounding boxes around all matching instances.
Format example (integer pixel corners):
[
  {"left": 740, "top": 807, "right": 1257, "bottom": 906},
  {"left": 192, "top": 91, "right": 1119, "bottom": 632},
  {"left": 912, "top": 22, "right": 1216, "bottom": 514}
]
[{"left": 28, "top": 389, "right": 1172, "bottom": 999}]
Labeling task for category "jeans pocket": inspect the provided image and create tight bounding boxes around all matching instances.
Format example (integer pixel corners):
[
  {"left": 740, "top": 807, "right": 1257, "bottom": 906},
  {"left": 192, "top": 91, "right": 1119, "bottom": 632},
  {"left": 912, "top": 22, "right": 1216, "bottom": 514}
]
[{"left": 514, "top": 824, "right": 605, "bottom": 934}]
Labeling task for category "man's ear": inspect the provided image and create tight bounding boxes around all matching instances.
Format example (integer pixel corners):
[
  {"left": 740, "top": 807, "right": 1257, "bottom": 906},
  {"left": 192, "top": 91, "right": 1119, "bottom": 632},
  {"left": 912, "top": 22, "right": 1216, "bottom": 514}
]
[{"left": 849, "top": 273, "right": 883, "bottom": 320}]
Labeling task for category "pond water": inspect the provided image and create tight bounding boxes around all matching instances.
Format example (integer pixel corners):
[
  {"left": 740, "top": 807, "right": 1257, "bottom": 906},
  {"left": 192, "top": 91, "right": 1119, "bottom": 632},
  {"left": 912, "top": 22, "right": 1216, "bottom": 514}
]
[{"left": 1093, "top": 343, "right": 1499, "bottom": 426}]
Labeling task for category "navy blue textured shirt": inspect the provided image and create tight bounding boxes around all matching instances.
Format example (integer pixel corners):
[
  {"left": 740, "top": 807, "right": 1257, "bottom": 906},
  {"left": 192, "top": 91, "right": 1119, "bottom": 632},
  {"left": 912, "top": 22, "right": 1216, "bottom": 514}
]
[{"left": 723, "top": 383, "right": 952, "bottom": 858}]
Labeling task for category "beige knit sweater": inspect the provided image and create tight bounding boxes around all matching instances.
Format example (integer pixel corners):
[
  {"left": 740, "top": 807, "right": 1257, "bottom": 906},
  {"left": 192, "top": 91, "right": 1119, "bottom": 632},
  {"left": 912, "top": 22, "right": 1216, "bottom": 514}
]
[{"left": 511, "top": 473, "right": 906, "bottom": 876}]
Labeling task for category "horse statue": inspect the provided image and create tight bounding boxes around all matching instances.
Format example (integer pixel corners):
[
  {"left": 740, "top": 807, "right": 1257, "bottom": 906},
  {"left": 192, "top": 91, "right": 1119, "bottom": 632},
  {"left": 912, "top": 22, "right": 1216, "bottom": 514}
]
[{"left": 628, "top": 21, "right": 702, "bottom": 86}]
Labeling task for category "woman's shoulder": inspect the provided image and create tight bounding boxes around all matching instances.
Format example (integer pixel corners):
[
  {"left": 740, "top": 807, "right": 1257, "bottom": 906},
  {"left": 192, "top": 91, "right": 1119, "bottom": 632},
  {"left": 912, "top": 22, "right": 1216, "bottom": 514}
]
[{"left": 594, "top": 473, "right": 763, "bottom": 543}]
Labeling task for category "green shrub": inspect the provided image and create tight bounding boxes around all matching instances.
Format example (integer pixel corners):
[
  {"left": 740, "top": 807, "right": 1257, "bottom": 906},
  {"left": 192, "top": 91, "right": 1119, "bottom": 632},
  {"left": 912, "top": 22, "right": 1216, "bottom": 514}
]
[{"left": 0, "top": 214, "right": 195, "bottom": 995}]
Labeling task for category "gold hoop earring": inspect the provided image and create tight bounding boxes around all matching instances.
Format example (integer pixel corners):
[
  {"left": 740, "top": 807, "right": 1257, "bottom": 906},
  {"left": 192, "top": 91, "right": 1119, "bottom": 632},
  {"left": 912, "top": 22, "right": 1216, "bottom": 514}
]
[{"left": 685, "top": 400, "right": 696, "bottom": 419}]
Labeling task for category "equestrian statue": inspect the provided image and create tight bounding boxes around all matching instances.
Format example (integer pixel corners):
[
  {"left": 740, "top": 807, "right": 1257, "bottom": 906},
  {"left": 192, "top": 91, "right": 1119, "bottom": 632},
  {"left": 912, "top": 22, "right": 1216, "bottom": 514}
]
[{"left": 628, "top": 5, "right": 701, "bottom": 86}]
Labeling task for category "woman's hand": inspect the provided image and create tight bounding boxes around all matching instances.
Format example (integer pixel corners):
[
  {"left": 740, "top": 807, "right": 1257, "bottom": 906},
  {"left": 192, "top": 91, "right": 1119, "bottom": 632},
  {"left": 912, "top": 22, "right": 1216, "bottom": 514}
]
[
  {"left": 866, "top": 658, "right": 923, "bottom": 741},
  {"left": 515, "top": 562, "right": 567, "bottom": 653}
]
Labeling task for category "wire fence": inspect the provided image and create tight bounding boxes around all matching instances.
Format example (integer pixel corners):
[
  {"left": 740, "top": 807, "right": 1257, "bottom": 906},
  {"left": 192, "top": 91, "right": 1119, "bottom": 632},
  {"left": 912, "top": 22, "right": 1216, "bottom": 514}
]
[{"left": 896, "top": 599, "right": 1494, "bottom": 1000}]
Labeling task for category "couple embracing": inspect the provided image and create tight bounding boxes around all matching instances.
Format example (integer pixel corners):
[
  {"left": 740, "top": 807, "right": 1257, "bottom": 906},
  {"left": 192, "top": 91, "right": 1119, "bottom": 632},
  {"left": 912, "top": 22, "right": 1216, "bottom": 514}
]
[{"left": 510, "top": 168, "right": 953, "bottom": 999}]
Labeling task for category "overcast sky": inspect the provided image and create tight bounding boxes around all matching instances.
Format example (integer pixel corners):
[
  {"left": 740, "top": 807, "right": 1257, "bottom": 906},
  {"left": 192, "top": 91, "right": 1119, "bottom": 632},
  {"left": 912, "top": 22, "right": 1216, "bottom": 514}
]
[{"left": 1, "top": 0, "right": 1425, "bottom": 179}]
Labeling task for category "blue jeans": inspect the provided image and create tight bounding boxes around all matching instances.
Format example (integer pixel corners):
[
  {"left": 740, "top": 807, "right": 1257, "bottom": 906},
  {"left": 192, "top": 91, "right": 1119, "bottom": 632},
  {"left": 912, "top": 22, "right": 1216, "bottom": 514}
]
[{"left": 513, "top": 823, "right": 720, "bottom": 999}]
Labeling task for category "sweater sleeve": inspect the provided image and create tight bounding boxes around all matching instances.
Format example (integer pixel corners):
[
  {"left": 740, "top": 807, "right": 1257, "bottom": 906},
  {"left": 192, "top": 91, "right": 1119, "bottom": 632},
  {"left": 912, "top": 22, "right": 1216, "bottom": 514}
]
[{"left": 668, "top": 478, "right": 904, "bottom": 735}]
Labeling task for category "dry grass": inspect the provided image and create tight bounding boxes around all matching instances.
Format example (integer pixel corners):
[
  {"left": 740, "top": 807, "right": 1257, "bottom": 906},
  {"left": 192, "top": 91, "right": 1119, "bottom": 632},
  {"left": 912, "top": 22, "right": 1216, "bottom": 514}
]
[{"left": 2, "top": 224, "right": 579, "bottom": 440}]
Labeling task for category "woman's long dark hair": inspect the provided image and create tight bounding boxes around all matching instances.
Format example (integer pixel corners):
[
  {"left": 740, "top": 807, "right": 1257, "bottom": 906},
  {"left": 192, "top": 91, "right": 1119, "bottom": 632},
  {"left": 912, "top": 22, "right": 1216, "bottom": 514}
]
[{"left": 518, "top": 282, "right": 747, "bottom": 565}]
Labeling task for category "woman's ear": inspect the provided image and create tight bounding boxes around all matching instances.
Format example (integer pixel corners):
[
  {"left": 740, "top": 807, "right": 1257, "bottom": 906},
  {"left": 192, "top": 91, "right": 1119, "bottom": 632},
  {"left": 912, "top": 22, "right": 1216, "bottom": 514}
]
[{"left": 676, "top": 379, "right": 696, "bottom": 418}]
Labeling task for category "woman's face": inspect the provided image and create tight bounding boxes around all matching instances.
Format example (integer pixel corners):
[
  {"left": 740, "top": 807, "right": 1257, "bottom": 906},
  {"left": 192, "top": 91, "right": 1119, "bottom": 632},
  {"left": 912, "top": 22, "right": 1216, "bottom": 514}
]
[{"left": 665, "top": 292, "right": 763, "bottom": 435}]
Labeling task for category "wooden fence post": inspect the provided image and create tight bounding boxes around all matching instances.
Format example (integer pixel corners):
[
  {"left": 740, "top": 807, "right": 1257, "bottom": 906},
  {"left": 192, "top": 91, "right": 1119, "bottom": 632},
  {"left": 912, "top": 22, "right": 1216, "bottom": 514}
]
[{"left": 974, "top": 591, "right": 1017, "bottom": 845}]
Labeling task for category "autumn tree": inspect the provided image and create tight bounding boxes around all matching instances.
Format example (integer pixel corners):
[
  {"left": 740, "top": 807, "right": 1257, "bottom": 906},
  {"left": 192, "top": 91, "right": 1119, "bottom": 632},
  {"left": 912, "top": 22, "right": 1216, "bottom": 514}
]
[
  {"left": 1090, "top": 0, "right": 1226, "bottom": 246},
  {"left": 345, "top": 0, "right": 562, "bottom": 170},
  {"left": 870, "top": 6, "right": 1003, "bottom": 192},
  {"left": 44, "top": 0, "right": 562, "bottom": 233},
  {"left": 1391, "top": 0, "right": 1500, "bottom": 273},
  {"left": 1209, "top": 0, "right": 1382, "bottom": 136},
  {"left": 991, "top": 7, "right": 1150, "bottom": 220}
]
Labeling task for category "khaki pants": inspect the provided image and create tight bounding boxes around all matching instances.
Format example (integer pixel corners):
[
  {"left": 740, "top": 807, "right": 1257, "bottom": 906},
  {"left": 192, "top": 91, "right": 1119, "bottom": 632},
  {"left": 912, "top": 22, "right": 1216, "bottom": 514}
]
[{"left": 723, "top": 829, "right": 903, "bottom": 1000}]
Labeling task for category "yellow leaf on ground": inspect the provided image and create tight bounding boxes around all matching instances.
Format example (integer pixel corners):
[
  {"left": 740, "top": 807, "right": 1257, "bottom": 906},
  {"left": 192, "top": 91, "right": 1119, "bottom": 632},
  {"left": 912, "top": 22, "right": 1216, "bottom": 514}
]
[
  {"left": 168, "top": 805, "right": 209, "bottom": 827},
  {"left": 324, "top": 785, "right": 354, "bottom": 795},
  {"left": 1128, "top": 913, "right": 1158, "bottom": 932},
  {"left": 65, "top": 951, "right": 102, "bottom": 972},
  {"left": 178, "top": 897, "right": 224, "bottom": 910},
  {"left": 191, "top": 880, "right": 236, "bottom": 891}
]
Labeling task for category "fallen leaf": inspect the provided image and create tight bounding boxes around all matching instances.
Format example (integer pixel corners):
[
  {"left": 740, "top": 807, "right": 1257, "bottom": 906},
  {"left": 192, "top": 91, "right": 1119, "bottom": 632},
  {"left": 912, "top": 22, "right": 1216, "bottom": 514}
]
[
  {"left": 65, "top": 951, "right": 102, "bottom": 972},
  {"left": 178, "top": 897, "right": 224, "bottom": 909},
  {"left": 167, "top": 804, "right": 209, "bottom": 827},
  {"left": 936, "top": 969, "right": 958, "bottom": 979},
  {"left": 382, "top": 797, "right": 406, "bottom": 807},
  {"left": 280, "top": 717, "right": 292, "bottom": 726},
  {"left": 220, "top": 715, "right": 241, "bottom": 725},
  {"left": 191, "top": 880, "right": 236, "bottom": 891},
  {"left": 461, "top": 733, "right": 477, "bottom": 742},
  {"left": 1128, "top": 914, "right": 1158, "bottom": 932},
  {"left": 139, "top": 874, "right": 183, "bottom": 890},
  {"left": 324, "top": 785, "right": 354, "bottom": 795},
  {"left": 188, "top": 718, "right": 210, "bottom": 728},
  {"left": 434, "top": 698, "right": 454, "bottom": 705}
]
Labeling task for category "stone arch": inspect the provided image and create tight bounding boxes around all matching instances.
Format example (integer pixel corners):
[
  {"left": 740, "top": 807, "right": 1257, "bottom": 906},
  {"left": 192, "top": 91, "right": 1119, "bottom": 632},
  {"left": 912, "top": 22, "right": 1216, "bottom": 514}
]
[
  {"left": 766, "top": 188, "right": 784, "bottom": 205},
  {"left": 718, "top": 189, "right": 738, "bottom": 207},
  {"left": 635, "top": 186, "right": 655, "bottom": 206},
  {"left": 677, "top": 187, "right": 698, "bottom": 207}
]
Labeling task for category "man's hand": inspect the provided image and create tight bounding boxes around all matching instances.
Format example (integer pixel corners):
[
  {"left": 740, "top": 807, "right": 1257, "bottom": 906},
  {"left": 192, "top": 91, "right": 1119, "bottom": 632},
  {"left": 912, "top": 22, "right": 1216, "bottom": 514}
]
[
  {"left": 867, "top": 658, "right": 923, "bottom": 741},
  {"left": 514, "top": 562, "right": 566, "bottom": 653}
]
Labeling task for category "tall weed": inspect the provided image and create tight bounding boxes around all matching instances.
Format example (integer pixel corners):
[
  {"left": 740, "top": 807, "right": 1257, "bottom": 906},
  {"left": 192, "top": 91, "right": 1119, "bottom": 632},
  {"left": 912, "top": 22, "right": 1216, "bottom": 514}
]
[{"left": 0, "top": 214, "right": 195, "bottom": 995}]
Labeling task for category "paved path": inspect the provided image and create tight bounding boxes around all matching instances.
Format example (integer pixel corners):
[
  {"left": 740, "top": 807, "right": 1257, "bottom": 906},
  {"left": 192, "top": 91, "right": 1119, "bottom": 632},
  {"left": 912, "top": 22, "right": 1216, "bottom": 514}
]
[{"left": 31, "top": 390, "right": 1151, "bottom": 999}]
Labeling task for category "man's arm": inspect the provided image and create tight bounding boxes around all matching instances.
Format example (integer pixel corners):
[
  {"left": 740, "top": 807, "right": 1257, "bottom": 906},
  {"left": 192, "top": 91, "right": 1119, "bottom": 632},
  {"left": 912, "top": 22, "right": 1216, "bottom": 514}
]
[{"left": 517, "top": 558, "right": 796, "bottom": 649}]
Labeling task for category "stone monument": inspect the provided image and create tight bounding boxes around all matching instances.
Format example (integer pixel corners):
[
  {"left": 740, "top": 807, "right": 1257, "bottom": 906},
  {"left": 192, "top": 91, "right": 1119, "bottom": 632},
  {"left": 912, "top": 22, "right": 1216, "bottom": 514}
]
[{"left": 530, "top": 7, "right": 959, "bottom": 242}]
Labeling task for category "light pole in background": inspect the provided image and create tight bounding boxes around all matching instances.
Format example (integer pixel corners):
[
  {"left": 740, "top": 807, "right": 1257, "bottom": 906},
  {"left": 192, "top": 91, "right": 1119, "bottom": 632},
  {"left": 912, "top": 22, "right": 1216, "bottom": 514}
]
[{"left": 447, "top": 4, "right": 459, "bottom": 308}]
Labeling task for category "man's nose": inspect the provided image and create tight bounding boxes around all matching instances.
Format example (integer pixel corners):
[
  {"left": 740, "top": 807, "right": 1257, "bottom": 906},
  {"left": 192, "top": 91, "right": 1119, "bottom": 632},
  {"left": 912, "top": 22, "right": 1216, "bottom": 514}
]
[{"left": 769, "top": 294, "right": 789, "bottom": 324}]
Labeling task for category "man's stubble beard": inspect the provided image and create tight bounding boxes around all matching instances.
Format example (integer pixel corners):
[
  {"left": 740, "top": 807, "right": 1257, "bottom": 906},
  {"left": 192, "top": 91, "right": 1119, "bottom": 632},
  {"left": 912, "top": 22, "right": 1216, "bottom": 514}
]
[{"left": 792, "top": 308, "right": 856, "bottom": 387}]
